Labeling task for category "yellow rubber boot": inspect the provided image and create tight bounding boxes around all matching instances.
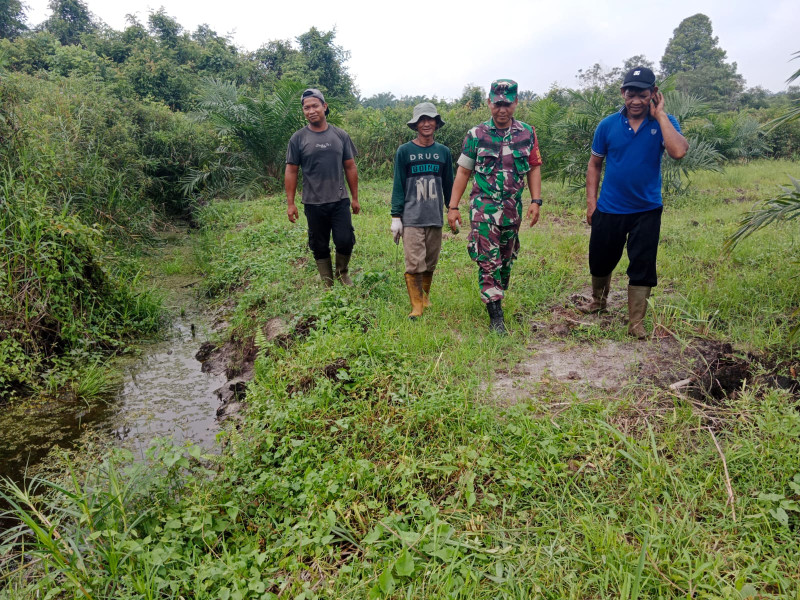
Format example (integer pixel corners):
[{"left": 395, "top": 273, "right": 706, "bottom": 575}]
[
  {"left": 421, "top": 271, "right": 434, "bottom": 308},
  {"left": 405, "top": 272, "right": 424, "bottom": 319}
]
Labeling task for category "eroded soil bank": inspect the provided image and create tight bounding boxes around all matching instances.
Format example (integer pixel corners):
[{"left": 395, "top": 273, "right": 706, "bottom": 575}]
[{"left": 196, "top": 285, "right": 800, "bottom": 420}]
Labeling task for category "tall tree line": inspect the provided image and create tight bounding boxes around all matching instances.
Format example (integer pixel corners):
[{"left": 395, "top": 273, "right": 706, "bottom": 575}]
[{"left": 0, "top": 0, "right": 358, "bottom": 110}]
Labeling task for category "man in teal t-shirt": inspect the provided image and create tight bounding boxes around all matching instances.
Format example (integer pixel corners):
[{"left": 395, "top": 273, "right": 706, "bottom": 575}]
[{"left": 390, "top": 102, "right": 454, "bottom": 318}]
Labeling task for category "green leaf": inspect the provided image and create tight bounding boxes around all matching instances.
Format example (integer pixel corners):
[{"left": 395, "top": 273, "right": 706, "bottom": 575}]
[
  {"left": 394, "top": 548, "right": 415, "bottom": 577},
  {"left": 758, "top": 493, "right": 785, "bottom": 502},
  {"left": 738, "top": 584, "right": 758, "bottom": 599},
  {"left": 769, "top": 507, "right": 789, "bottom": 526},
  {"left": 465, "top": 490, "right": 476, "bottom": 509},
  {"left": 378, "top": 568, "right": 395, "bottom": 594},
  {"left": 225, "top": 503, "right": 240, "bottom": 520},
  {"left": 363, "top": 526, "right": 382, "bottom": 544},
  {"left": 780, "top": 499, "right": 800, "bottom": 512}
]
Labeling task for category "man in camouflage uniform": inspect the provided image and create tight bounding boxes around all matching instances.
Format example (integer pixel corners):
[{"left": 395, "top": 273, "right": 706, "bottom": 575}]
[{"left": 448, "top": 79, "right": 543, "bottom": 333}]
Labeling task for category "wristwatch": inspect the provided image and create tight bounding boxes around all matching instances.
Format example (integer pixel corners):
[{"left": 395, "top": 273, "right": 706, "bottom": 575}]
[{"left": 531, "top": 198, "right": 542, "bottom": 206}]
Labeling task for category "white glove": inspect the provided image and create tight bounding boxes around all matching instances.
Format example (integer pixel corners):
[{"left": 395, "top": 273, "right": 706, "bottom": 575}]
[{"left": 391, "top": 217, "right": 403, "bottom": 244}]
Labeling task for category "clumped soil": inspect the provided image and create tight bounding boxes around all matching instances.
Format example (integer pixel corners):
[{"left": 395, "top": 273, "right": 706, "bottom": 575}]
[
  {"left": 286, "top": 358, "right": 349, "bottom": 396},
  {"left": 201, "top": 291, "right": 798, "bottom": 414},
  {"left": 490, "top": 292, "right": 798, "bottom": 406},
  {"left": 197, "top": 316, "right": 325, "bottom": 419}
]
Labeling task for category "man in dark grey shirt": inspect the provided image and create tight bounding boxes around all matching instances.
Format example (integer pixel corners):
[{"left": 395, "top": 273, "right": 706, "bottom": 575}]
[{"left": 286, "top": 88, "right": 360, "bottom": 286}]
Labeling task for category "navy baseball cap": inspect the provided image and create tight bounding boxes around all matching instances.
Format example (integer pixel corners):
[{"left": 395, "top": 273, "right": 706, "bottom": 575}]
[{"left": 622, "top": 67, "right": 656, "bottom": 89}]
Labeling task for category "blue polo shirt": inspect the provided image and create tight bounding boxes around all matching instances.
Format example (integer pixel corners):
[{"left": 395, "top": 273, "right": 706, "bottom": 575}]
[{"left": 591, "top": 109, "right": 681, "bottom": 214}]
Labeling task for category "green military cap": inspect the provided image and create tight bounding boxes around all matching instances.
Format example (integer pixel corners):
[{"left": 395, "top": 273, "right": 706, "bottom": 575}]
[{"left": 489, "top": 79, "right": 518, "bottom": 103}]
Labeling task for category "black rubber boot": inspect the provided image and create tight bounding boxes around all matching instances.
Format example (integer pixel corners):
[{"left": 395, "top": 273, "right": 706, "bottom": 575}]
[
  {"left": 579, "top": 275, "right": 611, "bottom": 314},
  {"left": 627, "top": 285, "right": 651, "bottom": 339},
  {"left": 315, "top": 257, "right": 334, "bottom": 288},
  {"left": 486, "top": 300, "right": 506, "bottom": 334},
  {"left": 335, "top": 253, "right": 353, "bottom": 286}
]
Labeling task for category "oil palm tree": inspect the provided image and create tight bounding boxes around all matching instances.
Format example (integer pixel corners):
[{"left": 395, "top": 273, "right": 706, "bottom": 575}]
[
  {"left": 725, "top": 50, "right": 800, "bottom": 253},
  {"left": 184, "top": 79, "right": 317, "bottom": 199}
]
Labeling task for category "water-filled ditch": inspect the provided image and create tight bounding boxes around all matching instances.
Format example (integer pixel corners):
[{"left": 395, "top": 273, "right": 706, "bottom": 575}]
[{"left": 0, "top": 235, "right": 227, "bottom": 488}]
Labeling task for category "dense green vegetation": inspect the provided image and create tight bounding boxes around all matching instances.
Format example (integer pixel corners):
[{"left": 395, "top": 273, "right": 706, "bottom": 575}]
[
  {"left": 0, "top": 3, "right": 798, "bottom": 596},
  {"left": 2, "top": 164, "right": 799, "bottom": 598},
  {"left": 0, "top": 0, "right": 367, "bottom": 395},
  {"left": 0, "top": 70, "right": 219, "bottom": 397}
]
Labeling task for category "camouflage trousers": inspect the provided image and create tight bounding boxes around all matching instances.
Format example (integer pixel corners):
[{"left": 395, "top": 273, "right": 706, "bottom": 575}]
[{"left": 467, "top": 221, "right": 520, "bottom": 303}]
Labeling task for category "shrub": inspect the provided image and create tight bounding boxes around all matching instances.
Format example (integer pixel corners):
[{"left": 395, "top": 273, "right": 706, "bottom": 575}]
[{"left": 0, "top": 184, "right": 161, "bottom": 398}]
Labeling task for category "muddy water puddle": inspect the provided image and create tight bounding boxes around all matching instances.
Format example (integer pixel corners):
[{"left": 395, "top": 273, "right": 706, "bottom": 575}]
[
  {"left": 110, "top": 311, "right": 227, "bottom": 456},
  {"left": 0, "top": 309, "right": 226, "bottom": 486},
  {"left": 0, "top": 233, "right": 228, "bottom": 487}
]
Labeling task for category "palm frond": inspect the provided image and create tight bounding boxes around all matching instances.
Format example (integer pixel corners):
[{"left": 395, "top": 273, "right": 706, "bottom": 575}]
[
  {"left": 786, "top": 50, "right": 800, "bottom": 84},
  {"left": 568, "top": 89, "right": 617, "bottom": 122},
  {"left": 696, "top": 113, "right": 768, "bottom": 160},
  {"left": 185, "top": 79, "right": 311, "bottom": 198},
  {"left": 663, "top": 90, "right": 708, "bottom": 122},
  {"left": 762, "top": 51, "right": 800, "bottom": 132},
  {"left": 724, "top": 176, "right": 800, "bottom": 252},
  {"left": 763, "top": 103, "right": 800, "bottom": 132},
  {"left": 662, "top": 137, "right": 724, "bottom": 193}
]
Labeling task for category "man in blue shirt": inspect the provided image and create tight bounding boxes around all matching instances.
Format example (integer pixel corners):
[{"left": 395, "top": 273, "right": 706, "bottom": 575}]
[{"left": 581, "top": 66, "right": 689, "bottom": 339}]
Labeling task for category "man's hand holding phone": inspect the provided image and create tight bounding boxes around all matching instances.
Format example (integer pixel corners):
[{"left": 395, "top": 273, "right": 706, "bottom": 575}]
[{"left": 650, "top": 90, "right": 666, "bottom": 119}]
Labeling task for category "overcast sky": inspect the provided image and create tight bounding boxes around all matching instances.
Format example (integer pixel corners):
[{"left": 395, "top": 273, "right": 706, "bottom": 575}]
[{"left": 24, "top": 0, "right": 798, "bottom": 100}]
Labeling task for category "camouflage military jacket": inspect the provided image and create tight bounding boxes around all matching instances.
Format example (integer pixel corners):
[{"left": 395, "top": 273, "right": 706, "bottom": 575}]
[{"left": 457, "top": 118, "right": 542, "bottom": 226}]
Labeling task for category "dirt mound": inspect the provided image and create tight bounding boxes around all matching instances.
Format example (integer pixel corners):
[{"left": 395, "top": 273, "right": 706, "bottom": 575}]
[
  {"left": 489, "top": 297, "right": 797, "bottom": 405},
  {"left": 322, "top": 358, "right": 348, "bottom": 379},
  {"left": 286, "top": 358, "right": 349, "bottom": 396},
  {"left": 487, "top": 335, "right": 791, "bottom": 406},
  {"left": 272, "top": 316, "right": 318, "bottom": 349}
]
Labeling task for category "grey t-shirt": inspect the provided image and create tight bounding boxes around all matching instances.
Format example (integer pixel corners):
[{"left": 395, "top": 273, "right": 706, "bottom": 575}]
[{"left": 285, "top": 125, "right": 357, "bottom": 205}]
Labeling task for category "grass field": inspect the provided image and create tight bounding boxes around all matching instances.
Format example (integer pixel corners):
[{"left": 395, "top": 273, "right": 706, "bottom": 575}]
[{"left": 2, "top": 160, "right": 799, "bottom": 599}]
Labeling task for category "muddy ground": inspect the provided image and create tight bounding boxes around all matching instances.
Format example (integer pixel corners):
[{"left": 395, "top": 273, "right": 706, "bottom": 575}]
[
  {"left": 489, "top": 289, "right": 798, "bottom": 407},
  {"left": 199, "top": 288, "right": 799, "bottom": 419},
  {"left": 197, "top": 316, "right": 292, "bottom": 420}
]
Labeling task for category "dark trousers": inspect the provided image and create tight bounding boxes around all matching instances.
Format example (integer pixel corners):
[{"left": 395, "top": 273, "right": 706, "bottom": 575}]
[
  {"left": 303, "top": 199, "right": 355, "bottom": 260},
  {"left": 589, "top": 207, "right": 662, "bottom": 287}
]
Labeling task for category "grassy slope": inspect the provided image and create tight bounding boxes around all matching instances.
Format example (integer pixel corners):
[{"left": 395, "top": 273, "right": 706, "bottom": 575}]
[
  {"left": 195, "top": 160, "right": 800, "bottom": 599},
  {"left": 2, "top": 160, "right": 799, "bottom": 599}
]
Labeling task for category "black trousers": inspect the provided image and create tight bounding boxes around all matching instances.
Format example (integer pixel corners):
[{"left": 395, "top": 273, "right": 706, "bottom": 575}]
[
  {"left": 303, "top": 198, "right": 355, "bottom": 260},
  {"left": 589, "top": 207, "right": 662, "bottom": 287}
]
